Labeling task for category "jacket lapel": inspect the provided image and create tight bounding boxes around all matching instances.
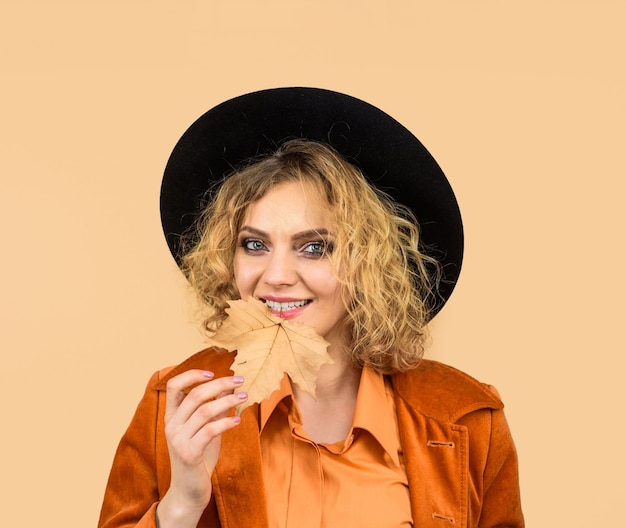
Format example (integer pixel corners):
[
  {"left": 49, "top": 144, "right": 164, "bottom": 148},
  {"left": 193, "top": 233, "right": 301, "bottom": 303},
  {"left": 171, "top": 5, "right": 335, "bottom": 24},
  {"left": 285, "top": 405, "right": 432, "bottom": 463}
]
[
  {"left": 212, "top": 404, "right": 269, "bottom": 528},
  {"left": 396, "top": 396, "right": 469, "bottom": 526}
]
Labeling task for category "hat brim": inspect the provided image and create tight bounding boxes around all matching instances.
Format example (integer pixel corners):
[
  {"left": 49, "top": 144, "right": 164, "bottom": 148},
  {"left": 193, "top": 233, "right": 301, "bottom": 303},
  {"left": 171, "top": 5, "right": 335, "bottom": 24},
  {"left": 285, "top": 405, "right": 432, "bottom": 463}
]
[{"left": 161, "top": 87, "right": 463, "bottom": 317}]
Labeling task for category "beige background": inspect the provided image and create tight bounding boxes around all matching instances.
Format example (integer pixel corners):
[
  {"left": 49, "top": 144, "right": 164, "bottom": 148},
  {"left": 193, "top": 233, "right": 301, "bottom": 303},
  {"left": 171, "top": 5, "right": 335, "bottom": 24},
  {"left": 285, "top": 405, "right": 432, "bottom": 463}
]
[{"left": 1, "top": 1, "right": 624, "bottom": 526}]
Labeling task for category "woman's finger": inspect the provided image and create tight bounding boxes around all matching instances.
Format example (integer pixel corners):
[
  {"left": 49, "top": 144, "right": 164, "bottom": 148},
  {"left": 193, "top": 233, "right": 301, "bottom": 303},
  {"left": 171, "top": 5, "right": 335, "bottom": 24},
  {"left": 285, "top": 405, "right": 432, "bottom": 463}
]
[
  {"left": 184, "top": 391, "right": 248, "bottom": 440},
  {"left": 170, "top": 375, "right": 244, "bottom": 423},
  {"left": 164, "top": 369, "right": 216, "bottom": 420},
  {"left": 164, "top": 369, "right": 242, "bottom": 415}
]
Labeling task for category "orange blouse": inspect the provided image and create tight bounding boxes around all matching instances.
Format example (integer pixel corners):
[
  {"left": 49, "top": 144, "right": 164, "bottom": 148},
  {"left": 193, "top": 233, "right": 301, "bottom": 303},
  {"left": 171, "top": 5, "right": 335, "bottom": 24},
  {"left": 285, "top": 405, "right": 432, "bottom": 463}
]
[{"left": 259, "top": 367, "right": 413, "bottom": 527}]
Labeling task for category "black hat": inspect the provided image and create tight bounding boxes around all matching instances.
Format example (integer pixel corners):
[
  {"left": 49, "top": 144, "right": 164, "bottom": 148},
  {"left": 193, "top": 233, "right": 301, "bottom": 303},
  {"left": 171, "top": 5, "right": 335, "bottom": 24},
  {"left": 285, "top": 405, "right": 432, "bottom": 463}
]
[{"left": 161, "top": 87, "right": 463, "bottom": 317}]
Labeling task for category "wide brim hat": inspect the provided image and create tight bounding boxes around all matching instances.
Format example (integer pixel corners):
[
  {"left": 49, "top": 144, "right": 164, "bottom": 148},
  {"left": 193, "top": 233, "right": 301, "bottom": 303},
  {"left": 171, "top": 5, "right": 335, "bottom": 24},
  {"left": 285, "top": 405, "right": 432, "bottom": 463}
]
[{"left": 161, "top": 87, "right": 463, "bottom": 318}]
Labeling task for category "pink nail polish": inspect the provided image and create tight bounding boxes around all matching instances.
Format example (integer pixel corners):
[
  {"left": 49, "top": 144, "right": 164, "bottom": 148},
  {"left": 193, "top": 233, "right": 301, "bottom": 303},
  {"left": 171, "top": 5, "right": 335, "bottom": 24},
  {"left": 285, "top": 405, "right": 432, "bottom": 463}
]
[
  {"left": 236, "top": 392, "right": 248, "bottom": 400},
  {"left": 203, "top": 371, "right": 214, "bottom": 378},
  {"left": 233, "top": 376, "right": 244, "bottom": 384},
  {"left": 232, "top": 416, "right": 242, "bottom": 424}
]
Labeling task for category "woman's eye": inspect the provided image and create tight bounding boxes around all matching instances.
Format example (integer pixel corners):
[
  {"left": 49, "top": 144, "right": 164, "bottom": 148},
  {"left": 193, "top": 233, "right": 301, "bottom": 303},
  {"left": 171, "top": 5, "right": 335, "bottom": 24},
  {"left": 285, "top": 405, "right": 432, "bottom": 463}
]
[
  {"left": 242, "top": 239, "right": 266, "bottom": 252},
  {"left": 302, "top": 241, "right": 332, "bottom": 257}
]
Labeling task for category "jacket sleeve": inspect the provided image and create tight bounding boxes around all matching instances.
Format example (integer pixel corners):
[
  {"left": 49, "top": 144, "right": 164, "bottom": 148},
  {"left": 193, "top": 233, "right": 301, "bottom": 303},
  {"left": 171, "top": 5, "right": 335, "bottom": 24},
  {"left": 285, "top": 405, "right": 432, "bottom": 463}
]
[
  {"left": 479, "top": 406, "right": 524, "bottom": 527},
  {"left": 98, "top": 371, "right": 163, "bottom": 528}
]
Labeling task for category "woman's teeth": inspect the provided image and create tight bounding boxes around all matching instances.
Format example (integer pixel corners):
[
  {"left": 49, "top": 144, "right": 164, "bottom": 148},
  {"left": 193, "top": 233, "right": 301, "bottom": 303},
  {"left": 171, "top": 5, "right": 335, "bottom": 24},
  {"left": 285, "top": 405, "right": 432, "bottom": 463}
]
[{"left": 264, "top": 299, "right": 310, "bottom": 312}]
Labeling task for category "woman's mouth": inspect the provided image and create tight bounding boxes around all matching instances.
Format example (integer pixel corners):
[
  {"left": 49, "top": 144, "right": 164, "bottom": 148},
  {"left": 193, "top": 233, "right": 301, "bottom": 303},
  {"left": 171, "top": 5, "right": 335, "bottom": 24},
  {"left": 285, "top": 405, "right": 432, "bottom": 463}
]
[{"left": 262, "top": 299, "right": 312, "bottom": 318}]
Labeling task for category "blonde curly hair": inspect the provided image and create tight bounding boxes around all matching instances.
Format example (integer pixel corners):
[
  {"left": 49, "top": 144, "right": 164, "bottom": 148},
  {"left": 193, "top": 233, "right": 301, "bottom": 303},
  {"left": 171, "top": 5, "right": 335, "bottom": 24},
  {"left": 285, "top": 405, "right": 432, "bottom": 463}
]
[{"left": 182, "top": 139, "right": 440, "bottom": 374}]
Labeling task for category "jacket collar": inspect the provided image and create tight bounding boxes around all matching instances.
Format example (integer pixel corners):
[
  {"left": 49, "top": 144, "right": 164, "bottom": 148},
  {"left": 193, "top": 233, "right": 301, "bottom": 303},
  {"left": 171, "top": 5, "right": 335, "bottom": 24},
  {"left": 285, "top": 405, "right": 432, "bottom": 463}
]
[
  {"left": 391, "top": 359, "right": 503, "bottom": 422},
  {"left": 154, "top": 348, "right": 503, "bottom": 422}
]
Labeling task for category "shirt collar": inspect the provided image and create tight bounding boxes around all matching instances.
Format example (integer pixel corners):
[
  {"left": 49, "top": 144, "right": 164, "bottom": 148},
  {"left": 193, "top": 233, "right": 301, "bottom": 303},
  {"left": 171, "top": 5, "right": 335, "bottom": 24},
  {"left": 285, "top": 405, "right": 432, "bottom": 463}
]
[
  {"left": 353, "top": 366, "right": 401, "bottom": 466},
  {"left": 260, "top": 373, "right": 293, "bottom": 431},
  {"left": 259, "top": 367, "right": 401, "bottom": 466}
]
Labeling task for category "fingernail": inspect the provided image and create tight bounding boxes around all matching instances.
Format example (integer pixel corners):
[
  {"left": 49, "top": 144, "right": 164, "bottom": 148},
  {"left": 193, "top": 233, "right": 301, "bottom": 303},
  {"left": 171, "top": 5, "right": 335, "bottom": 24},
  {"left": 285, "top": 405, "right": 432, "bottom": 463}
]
[
  {"left": 232, "top": 416, "right": 241, "bottom": 424},
  {"left": 203, "top": 371, "right": 214, "bottom": 378},
  {"left": 236, "top": 391, "right": 248, "bottom": 400},
  {"left": 233, "top": 376, "right": 244, "bottom": 384}
]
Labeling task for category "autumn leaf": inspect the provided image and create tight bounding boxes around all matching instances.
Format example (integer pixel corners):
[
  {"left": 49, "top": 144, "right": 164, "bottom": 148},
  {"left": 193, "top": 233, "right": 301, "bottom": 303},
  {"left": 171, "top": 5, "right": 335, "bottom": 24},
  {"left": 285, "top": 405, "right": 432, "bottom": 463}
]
[{"left": 211, "top": 298, "right": 333, "bottom": 415}]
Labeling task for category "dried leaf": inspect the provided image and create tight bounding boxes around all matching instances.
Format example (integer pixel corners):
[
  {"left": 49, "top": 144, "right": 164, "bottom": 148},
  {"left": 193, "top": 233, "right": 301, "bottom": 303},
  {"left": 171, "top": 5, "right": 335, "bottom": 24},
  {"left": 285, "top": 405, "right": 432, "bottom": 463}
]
[{"left": 211, "top": 298, "right": 332, "bottom": 415}]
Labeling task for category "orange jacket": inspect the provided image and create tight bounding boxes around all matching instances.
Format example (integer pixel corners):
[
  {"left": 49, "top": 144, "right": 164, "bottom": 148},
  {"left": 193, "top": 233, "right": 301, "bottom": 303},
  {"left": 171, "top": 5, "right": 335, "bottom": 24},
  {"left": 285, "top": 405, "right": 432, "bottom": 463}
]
[{"left": 99, "top": 348, "right": 524, "bottom": 527}]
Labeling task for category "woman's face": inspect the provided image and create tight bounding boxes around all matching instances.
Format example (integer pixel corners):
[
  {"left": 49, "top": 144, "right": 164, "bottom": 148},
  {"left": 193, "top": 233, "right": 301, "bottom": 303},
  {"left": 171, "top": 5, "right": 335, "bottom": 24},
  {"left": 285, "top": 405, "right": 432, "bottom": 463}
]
[{"left": 233, "top": 181, "right": 347, "bottom": 347}]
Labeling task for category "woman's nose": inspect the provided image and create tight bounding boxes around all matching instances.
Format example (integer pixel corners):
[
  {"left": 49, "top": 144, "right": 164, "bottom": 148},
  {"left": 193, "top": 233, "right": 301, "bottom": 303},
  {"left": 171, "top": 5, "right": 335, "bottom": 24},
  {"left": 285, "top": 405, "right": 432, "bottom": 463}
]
[{"left": 263, "top": 250, "right": 298, "bottom": 286}]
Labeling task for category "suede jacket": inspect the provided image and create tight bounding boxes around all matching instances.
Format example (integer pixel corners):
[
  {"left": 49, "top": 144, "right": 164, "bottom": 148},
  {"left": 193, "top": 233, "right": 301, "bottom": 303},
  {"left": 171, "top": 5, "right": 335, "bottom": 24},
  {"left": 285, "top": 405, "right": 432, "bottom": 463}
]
[{"left": 98, "top": 348, "right": 524, "bottom": 528}]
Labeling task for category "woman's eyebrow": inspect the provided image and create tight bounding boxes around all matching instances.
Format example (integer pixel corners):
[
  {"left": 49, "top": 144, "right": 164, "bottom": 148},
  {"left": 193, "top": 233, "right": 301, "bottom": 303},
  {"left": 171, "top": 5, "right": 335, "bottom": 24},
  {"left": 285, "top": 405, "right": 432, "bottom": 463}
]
[
  {"left": 292, "top": 228, "right": 333, "bottom": 240},
  {"left": 238, "top": 225, "right": 268, "bottom": 237},
  {"left": 238, "top": 226, "right": 333, "bottom": 240}
]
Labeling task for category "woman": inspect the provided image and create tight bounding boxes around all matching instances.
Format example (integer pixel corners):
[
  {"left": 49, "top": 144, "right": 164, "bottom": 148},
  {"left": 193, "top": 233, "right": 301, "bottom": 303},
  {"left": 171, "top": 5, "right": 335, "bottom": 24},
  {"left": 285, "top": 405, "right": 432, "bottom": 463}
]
[{"left": 99, "top": 88, "right": 523, "bottom": 527}]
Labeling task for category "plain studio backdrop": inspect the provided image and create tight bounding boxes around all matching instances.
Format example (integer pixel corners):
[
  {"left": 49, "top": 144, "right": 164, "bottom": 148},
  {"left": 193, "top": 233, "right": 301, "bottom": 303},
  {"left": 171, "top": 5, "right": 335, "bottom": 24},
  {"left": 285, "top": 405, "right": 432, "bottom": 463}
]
[{"left": 1, "top": 1, "right": 624, "bottom": 526}]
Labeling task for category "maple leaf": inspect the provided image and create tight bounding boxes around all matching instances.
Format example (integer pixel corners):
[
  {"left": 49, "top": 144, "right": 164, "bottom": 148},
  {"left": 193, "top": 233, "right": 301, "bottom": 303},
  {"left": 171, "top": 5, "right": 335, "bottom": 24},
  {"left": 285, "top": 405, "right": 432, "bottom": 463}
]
[{"left": 211, "top": 298, "right": 333, "bottom": 415}]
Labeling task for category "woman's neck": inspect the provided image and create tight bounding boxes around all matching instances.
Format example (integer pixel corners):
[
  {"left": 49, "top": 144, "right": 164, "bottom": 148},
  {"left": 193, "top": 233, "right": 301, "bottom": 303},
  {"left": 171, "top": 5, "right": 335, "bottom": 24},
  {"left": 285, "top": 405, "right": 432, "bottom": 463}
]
[{"left": 292, "top": 351, "right": 362, "bottom": 443}]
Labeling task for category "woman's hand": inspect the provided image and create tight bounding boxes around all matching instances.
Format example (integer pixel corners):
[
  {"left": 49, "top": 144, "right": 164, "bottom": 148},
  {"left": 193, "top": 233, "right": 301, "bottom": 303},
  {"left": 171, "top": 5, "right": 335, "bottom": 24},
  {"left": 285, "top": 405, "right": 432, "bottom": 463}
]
[{"left": 156, "top": 370, "right": 247, "bottom": 528}]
